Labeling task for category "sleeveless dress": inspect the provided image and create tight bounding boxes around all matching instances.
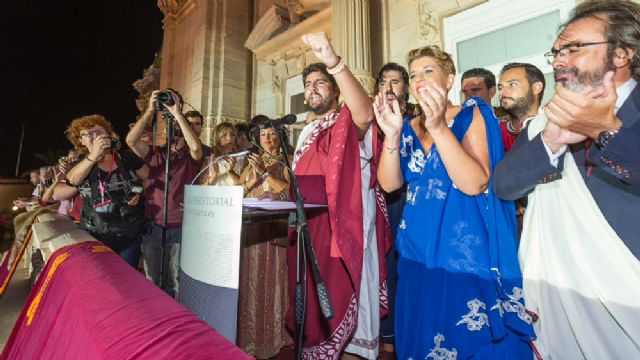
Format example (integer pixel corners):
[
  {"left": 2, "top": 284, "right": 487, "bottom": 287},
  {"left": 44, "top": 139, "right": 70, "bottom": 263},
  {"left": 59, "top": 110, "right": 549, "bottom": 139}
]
[{"left": 394, "top": 97, "right": 535, "bottom": 359}]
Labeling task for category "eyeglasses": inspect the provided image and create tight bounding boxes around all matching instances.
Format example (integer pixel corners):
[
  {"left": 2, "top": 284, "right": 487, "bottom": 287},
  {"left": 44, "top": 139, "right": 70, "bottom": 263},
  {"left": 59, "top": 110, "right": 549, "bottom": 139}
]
[
  {"left": 544, "top": 41, "right": 610, "bottom": 64},
  {"left": 80, "top": 130, "right": 106, "bottom": 138}
]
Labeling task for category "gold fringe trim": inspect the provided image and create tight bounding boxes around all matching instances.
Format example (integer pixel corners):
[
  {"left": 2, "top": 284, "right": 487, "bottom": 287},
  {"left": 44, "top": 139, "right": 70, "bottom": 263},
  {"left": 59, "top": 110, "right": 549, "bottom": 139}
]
[
  {"left": 0, "top": 225, "right": 35, "bottom": 296},
  {"left": 91, "top": 245, "right": 112, "bottom": 253},
  {"left": 25, "top": 252, "right": 70, "bottom": 326}
]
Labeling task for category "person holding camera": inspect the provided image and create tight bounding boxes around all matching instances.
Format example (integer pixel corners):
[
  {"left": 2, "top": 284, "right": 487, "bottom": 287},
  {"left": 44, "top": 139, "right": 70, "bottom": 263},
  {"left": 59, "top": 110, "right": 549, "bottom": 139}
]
[
  {"left": 126, "top": 89, "right": 203, "bottom": 298},
  {"left": 65, "top": 114, "right": 146, "bottom": 267}
]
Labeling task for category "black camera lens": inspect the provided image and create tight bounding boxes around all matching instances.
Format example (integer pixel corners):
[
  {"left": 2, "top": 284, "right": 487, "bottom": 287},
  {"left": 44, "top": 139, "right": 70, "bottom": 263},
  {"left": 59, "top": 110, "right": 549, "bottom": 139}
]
[
  {"left": 157, "top": 91, "right": 175, "bottom": 106},
  {"left": 44, "top": 179, "right": 53, "bottom": 187}
]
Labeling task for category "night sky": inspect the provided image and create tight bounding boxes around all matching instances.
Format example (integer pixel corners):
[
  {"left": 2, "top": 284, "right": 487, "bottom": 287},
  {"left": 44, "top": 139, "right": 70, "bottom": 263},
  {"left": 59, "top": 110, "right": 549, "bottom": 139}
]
[{"left": 0, "top": 1, "right": 163, "bottom": 177}]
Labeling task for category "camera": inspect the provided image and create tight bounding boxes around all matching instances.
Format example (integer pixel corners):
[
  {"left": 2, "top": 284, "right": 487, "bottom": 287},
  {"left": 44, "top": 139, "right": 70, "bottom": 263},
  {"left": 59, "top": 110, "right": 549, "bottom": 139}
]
[
  {"left": 121, "top": 182, "right": 144, "bottom": 222},
  {"left": 155, "top": 90, "right": 175, "bottom": 111}
]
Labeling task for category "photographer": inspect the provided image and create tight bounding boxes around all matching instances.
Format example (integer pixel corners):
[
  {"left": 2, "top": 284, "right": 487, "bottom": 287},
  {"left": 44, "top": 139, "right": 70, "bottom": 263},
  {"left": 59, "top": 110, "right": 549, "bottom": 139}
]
[
  {"left": 65, "top": 114, "right": 146, "bottom": 267},
  {"left": 126, "top": 89, "right": 202, "bottom": 298},
  {"left": 13, "top": 170, "right": 43, "bottom": 211}
]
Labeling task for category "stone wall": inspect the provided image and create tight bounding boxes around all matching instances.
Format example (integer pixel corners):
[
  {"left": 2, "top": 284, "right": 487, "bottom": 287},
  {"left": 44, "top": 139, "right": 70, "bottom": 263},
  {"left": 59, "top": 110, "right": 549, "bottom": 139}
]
[
  {"left": 157, "top": 0, "right": 252, "bottom": 146},
  {"left": 155, "top": 0, "right": 489, "bottom": 137}
]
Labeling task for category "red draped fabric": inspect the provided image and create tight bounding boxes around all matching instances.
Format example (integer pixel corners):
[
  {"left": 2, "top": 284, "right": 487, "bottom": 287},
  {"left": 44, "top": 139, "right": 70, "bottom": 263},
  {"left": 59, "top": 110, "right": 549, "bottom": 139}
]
[
  {"left": 286, "top": 107, "right": 390, "bottom": 358},
  {"left": 1, "top": 242, "right": 250, "bottom": 360}
]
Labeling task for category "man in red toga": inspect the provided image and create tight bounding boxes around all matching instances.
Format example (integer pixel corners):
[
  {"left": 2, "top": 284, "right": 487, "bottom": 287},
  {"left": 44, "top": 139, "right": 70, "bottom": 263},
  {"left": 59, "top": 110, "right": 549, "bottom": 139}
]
[{"left": 287, "top": 32, "right": 390, "bottom": 359}]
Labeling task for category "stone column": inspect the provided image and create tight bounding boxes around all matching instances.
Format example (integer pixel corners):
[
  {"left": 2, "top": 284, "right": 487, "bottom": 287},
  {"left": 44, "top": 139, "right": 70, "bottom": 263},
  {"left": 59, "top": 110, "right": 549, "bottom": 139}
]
[
  {"left": 157, "top": 0, "right": 180, "bottom": 89},
  {"left": 331, "top": 0, "right": 375, "bottom": 95}
]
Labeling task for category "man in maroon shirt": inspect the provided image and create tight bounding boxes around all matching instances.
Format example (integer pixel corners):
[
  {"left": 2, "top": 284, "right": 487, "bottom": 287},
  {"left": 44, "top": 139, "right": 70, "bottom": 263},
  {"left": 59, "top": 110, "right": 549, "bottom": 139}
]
[
  {"left": 498, "top": 62, "right": 546, "bottom": 151},
  {"left": 127, "top": 89, "right": 203, "bottom": 298}
]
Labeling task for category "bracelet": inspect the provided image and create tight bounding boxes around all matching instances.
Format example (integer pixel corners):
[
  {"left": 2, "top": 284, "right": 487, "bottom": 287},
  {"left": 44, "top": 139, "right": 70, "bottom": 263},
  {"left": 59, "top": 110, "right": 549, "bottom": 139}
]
[
  {"left": 86, "top": 156, "right": 97, "bottom": 163},
  {"left": 327, "top": 57, "right": 346, "bottom": 75},
  {"left": 384, "top": 142, "right": 400, "bottom": 154}
]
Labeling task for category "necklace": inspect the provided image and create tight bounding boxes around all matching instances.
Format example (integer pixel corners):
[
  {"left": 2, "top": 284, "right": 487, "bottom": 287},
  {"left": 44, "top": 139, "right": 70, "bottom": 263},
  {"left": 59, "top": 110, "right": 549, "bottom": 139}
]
[
  {"left": 262, "top": 151, "right": 281, "bottom": 167},
  {"left": 506, "top": 120, "right": 522, "bottom": 135}
]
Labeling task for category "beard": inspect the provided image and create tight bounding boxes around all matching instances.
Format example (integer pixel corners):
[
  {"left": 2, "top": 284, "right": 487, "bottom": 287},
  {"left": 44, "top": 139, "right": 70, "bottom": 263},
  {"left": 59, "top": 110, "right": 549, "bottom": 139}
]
[
  {"left": 384, "top": 90, "right": 407, "bottom": 113},
  {"left": 502, "top": 88, "right": 536, "bottom": 120},
  {"left": 554, "top": 57, "right": 611, "bottom": 92},
  {"left": 307, "top": 92, "right": 335, "bottom": 115}
]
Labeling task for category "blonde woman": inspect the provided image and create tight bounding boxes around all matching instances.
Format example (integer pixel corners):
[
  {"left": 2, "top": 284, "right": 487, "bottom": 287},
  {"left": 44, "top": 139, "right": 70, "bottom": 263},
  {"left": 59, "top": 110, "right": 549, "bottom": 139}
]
[{"left": 375, "top": 46, "right": 534, "bottom": 359}]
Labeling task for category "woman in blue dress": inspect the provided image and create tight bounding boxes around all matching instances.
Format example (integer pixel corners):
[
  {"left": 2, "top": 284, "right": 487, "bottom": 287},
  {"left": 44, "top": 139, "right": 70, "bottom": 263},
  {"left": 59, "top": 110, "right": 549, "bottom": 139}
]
[{"left": 374, "top": 46, "right": 535, "bottom": 359}]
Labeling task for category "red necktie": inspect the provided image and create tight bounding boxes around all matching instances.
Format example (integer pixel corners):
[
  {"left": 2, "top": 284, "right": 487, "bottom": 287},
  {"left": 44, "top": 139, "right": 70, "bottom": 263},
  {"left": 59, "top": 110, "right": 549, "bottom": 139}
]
[{"left": 584, "top": 139, "right": 594, "bottom": 177}]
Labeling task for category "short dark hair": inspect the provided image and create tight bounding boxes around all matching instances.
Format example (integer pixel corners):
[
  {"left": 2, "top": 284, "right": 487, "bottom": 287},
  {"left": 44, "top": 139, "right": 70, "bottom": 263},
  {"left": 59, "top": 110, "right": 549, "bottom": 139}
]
[
  {"left": 461, "top": 68, "right": 496, "bottom": 89},
  {"left": 184, "top": 110, "right": 203, "bottom": 121},
  {"left": 376, "top": 62, "right": 410, "bottom": 101},
  {"left": 500, "top": 62, "right": 546, "bottom": 103},
  {"left": 235, "top": 122, "right": 250, "bottom": 139},
  {"left": 302, "top": 63, "right": 338, "bottom": 91},
  {"left": 564, "top": 0, "right": 640, "bottom": 81}
]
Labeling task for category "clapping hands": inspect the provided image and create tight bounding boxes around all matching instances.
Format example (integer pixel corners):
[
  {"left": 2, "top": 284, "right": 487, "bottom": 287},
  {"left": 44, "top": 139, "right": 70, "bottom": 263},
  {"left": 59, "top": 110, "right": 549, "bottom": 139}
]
[
  {"left": 373, "top": 93, "right": 404, "bottom": 139},
  {"left": 416, "top": 83, "right": 449, "bottom": 131}
]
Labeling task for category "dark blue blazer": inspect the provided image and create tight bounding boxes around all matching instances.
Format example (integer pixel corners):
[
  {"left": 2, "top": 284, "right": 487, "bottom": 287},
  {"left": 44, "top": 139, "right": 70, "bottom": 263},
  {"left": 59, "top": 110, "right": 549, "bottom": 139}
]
[{"left": 494, "top": 84, "right": 640, "bottom": 258}]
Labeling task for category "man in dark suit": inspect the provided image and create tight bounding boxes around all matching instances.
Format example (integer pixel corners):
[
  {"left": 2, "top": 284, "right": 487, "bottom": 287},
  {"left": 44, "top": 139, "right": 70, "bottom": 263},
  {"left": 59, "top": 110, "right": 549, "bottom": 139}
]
[
  {"left": 494, "top": 0, "right": 640, "bottom": 258},
  {"left": 494, "top": 1, "right": 640, "bottom": 357}
]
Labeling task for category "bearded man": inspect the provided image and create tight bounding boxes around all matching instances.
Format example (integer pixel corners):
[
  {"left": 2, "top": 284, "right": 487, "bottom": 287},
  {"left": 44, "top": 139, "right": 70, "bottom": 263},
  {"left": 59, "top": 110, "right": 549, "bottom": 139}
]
[
  {"left": 494, "top": 1, "right": 640, "bottom": 358},
  {"left": 498, "top": 62, "right": 546, "bottom": 151},
  {"left": 288, "top": 32, "right": 390, "bottom": 359}
]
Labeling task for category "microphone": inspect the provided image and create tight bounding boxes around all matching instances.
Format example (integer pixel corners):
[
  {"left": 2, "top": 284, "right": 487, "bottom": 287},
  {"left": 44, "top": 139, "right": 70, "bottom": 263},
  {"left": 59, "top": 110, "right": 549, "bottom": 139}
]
[
  {"left": 249, "top": 114, "right": 298, "bottom": 138},
  {"left": 217, "top": 149, "right": 251, "bottom": 159},
  {"left": 277, "top": 114, "right": 297, "bottom": 125}
]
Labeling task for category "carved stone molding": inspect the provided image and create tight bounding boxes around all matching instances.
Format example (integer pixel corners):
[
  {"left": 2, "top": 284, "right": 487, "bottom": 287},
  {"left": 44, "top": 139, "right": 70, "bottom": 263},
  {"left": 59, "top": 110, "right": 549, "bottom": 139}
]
[
  {"left": 418, "top": 0, "right": 440, "bottom": 45},
  {"left": 157, "top": 0, "right": 180, "bottom": 16},
  {"left": 132, "top": 57, "right": 162, "bottom": 112},
  {"left": 286, "top": 0, "right": 301, "bottom": 24},
  {"left": 295, "top": 0, "right": 331, "bottom": 14},
  {"left": 245, "top": 5, "right": 290, "bottom": 51},
  {"left": 251, "top": 7, "right": 331, "bottom": 62},
  {"left": 157, "top": 0, "right": 194, "bottom": 20}
]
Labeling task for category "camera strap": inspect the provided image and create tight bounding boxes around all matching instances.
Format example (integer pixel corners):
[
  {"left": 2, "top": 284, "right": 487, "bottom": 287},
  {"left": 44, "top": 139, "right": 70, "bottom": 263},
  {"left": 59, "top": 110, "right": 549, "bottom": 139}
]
[
  {"left": 88, "top": 152, "right": 135, "bottom": 205},
  {"left": 97, "top": 153, "right": 116, "bottom": 201}
]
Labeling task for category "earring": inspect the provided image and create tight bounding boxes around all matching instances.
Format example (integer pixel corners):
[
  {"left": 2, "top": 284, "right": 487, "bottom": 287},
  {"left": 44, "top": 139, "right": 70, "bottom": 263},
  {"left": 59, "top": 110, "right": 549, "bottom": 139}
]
[{"left": 303, "top": 100, "right": 307, "bottom": 105}]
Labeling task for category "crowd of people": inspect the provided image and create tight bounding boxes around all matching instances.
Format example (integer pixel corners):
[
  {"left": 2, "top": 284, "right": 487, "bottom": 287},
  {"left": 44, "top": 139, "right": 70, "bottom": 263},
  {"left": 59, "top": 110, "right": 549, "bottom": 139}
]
[{"left": 5, "top": 0, "right": 640, "bottom": 359}]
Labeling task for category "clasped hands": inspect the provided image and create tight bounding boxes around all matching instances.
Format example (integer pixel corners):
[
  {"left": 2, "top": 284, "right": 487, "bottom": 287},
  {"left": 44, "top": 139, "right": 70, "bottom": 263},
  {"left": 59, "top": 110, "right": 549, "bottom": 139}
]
[{"left": 542, "top": 71, "right": 622, "bottom": 152}]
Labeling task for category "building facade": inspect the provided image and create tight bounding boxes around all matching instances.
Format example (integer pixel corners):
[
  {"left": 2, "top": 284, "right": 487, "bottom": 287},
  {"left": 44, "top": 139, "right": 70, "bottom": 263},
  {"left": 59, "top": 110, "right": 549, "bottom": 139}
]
[{"left": 143, "top": 0, "right": 581, "bottom": 146}]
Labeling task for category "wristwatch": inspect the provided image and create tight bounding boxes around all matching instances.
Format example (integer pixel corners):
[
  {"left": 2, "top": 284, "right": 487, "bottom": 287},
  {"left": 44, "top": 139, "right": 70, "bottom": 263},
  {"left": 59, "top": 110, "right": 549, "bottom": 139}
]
[{"left": 595, "top": 128, "right": 620, "bottom": 149}]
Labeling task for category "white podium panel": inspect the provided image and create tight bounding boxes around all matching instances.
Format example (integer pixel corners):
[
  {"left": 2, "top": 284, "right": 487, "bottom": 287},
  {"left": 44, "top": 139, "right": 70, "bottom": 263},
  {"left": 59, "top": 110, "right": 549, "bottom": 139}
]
[{"left": 179, "top": 185, "right": 244, "bottom": 343}]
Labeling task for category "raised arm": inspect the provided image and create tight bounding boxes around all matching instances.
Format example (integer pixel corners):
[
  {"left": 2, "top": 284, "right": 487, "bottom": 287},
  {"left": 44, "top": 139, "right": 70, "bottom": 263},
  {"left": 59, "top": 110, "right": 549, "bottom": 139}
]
[
  {"left": 302, "top": 32, "right": 373, "bottom": 139},
  {"left": 164, "top": 92, "right": 203, "bottom": 161},
  {"left": 41, "top": 168, "right": 62, "bottom": 203},
  {"left": 374, "top": 94, "right": 405, "bottom": 192},
  {"left": 126, "top": 91, "right": 157, "bottom": 159}
]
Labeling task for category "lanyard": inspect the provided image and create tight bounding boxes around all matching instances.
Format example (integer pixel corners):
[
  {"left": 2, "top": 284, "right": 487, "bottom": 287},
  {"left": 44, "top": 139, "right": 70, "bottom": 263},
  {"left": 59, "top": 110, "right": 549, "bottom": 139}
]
[{"left": 97, "top": 152, "right": 116, "bottom": 203}]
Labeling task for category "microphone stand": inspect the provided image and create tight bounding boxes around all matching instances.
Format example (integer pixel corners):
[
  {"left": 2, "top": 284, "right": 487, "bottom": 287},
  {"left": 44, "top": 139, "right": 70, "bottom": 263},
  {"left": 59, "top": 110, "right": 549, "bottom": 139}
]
[
  {"left": 264, "top": 120, "right": 334, "bottom": 360},
  {"left": 158, "top": 111, "right": 174, "bottom": 290}
]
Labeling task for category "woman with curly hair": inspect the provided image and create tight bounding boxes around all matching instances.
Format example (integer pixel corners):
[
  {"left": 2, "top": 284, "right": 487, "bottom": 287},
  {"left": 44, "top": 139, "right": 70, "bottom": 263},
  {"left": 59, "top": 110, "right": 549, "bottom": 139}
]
[{"left": 64, "top": 114, "right": 146, "bottom": 267}]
